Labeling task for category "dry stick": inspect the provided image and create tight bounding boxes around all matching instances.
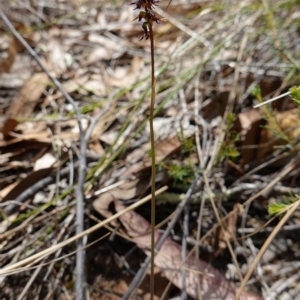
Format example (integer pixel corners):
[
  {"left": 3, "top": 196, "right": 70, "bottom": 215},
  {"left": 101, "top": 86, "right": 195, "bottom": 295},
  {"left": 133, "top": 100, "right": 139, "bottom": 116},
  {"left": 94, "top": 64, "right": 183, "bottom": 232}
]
[
  {"left": 0, "top": 186, "right": 167, "bottom": 277},
  {"left": 122, "top": 174, "right": 201, "bottom": 300},
  {"left": 0, "top": 8, "right": 87, "bottom": 300},
  {"left": 235, "top": 199, "right": 300, "bottom": 300},
  {"left": 148, "top": 23, "right": 156, "bottom": 300}
]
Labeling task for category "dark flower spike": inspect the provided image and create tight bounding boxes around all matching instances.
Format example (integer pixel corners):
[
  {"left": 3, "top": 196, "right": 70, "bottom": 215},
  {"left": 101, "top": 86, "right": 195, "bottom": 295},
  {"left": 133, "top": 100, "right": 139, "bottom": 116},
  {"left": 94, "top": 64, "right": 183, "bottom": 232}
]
[
  {"left": 130, "top": 0, "right": 159, "bottom": 10},
  {"left": 140, "top": 22, "right": 150, "bottom": 40},
  {"left": 131, "top": 0, "right": 162, "bottom": 38},
  {"left": 133, "top": 11, "right": 147, "bottom": 22},
  {"left": 146, "top": 10, "right": 161, "bottom": 23},
  {"left": 130, "top": 0, "right": 144, "bottom": 10}
]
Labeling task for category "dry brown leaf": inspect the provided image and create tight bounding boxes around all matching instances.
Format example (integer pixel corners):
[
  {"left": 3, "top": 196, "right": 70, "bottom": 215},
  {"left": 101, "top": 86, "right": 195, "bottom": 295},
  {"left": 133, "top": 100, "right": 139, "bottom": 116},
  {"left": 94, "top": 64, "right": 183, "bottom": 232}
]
[
  {"left": 216, "top": 207, "right": 238, "bottom": 255},
  {"left": 104, "top": 56, "right": 141, "bottom": 88},
  {"left": 0, "top": 182, "right": 18, "bottom": 201},
  {"left": 0, "top": 140, "right": 44, "bottom": 164},
  {"left": 203, "top": 92, "right": 229, "bottom": 121},
  {"left": 0, "top": 22, "right": 37, "bottom": 82},
  {"left": 0, "top": 73, "right": 48, "bottom": 136},
  {"left": 155, "top": 136, "right": 181, "bottom": 160},
  {"left": 143, "top": 136, "right": 183, "bottom": 169},
  {"left": 0, "top": 23, "right": 28, "bottom": 74},
  {"left": 96, "top": 275, "right": 171, "bottom": 300},
  {"left": 89, "top": 140, "right": 105, "bottom": 156},
  {"left": 258, "top": 108, "right": 300, "bottom": 160},
  {"left": 115, "top": 201, "right": 263, "bottom": 300},
  {"left": 9, "top": 72, "right": 49, "bottom": 118},
  {"left": 3, "top": 130, "right": 80, "bottom": 144},
  {"left": 0, "top": 118, "right": 19, "bottom": 138},
  {"left": 0, "top": 38, "right": 17, "bottom": 74},
  {"left": 92, "top": 178, "right": 148, "bottom": 219},
  {"left": 0, "top": 133, "right": 50, "bottom": 146},
  {"left": 86, "top": 47, "right": 113, "bottom": 64},
  {"left": 33, "top": 153, "right": 56, "bottom": 171},
  {"left": 237, "top": 109, "right": 263, "bottom": 166},
  {"left": 80, "top": 77, "right": 106, "bottom": 96},
  {"left": 63, "top": 75, "right": 89, "bottom": 94},
  {"left": 86, "top": 34, "right": 126, "bottom": 64},
  {"left": 2, "top": 167, "right": 54, "bottom": 204},
  {"left": 14, "top": 120, "right": 48, "bottom": 136},
  {"left": 54, "top": 118, "right": 89, "bottom": 135},
  {"left": 93, "top": 136, "right": 181, "bottom": 218},
  {"left": 47, "top": 38, "right": 67, "bottom": 76}
]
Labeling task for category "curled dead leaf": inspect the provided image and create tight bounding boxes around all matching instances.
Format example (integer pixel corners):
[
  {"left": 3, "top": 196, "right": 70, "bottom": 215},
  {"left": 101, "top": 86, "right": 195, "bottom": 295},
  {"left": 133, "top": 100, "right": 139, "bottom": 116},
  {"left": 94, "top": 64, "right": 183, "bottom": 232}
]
[
  {"left": 215, "top": 206, "right": 238, "bottom": 256},
  {"left": 92, "top": 178, "right": 148, "bottom": 220},
  {"left": 258, "top": 108, "right": 300, "bottom": 161},
  {"left": 115, "top": 201, "right": 263, "bottom": 300},
  {"left": 237, "top": 109, "right": 263, "bottom": 166},
  {"left": 104, "top": 56, "right": 141, "bottom": 88},
  {"left": 0, "top": 23, "right": 34, "bottom": 74},
  {"left": 0, "top": 73, "right": 48, "bottom": 137}
]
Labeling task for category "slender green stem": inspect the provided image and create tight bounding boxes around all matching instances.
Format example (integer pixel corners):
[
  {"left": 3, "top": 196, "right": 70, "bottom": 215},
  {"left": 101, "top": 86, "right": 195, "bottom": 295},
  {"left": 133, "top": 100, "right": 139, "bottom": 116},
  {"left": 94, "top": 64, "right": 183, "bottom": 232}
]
[{"left": 148, "top": 23, "right": 156, "bottom": 300}]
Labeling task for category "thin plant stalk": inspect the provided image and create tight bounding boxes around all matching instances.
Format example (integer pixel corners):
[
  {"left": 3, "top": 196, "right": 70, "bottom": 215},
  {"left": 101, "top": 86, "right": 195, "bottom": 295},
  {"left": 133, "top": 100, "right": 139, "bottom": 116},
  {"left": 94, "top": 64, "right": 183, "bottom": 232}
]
[
  {"left": 129, "top": 1, "right": 163, "bottom": 297},
  {"left": 148, "top": 23, "right": 156, "bottom": 300}
]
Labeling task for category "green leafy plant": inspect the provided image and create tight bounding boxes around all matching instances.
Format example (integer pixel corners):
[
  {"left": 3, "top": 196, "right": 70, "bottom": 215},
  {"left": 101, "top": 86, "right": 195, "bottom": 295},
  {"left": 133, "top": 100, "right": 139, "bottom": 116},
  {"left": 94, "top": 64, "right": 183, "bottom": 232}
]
[
  {"left": 178, "top": 129, "right": 196, "bottom": 154},
  {"left": 169, "top": 163, "right": 194, "bottom": 184},
  {"left": 252, "top": 85, "right": 294, "bottom": 146},
  {"left": 268, "top": 195, "right": 298, "bottom": 216},
  {"left": 268, "top": 201, "right": 290, "bottom": 216},
  {"left": 216, "top": 112, "right": 240, "bottom": 164},
  {"left": 289, "top": 86, "right": 300, "bottom": 106},
  {"left": 157, "top": 131, "right": 196, "bottom": 186}
]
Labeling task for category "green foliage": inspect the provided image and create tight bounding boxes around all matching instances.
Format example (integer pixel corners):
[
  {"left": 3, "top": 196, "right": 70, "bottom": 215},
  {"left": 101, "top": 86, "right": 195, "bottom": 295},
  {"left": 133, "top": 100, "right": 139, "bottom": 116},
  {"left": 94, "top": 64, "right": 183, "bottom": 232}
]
[
  {"left": 221, "top": 145, "right": 240, "bottom": 158},
  {"left": 289, "top": 86, "right": 300, "bottom": 106},
  {"left": 178, "top": 129, "right": 196, "bottom": 154},
  {"left": 157, "top": 131, "right": 196, "bottom": 186},
  {"left": 182, "top": 137, "right": 196, "bottom": 154},
  {"left": 252, "top": 84, "right": 294, "bottom": 146},
  {"left": 168, "top": 162, "right": 195, "bottom": 185},
  {"left": 268, "top": 195, "right": 298, "bottom": 216},
  {"left": 268, "top": 202, "right": 289, "bottom": 216},
  {"left": 251, "top": 85, "right": 262, "bottom": 99},
  {"left": 216, "top": 112, "right": 240, "bottom": 164}
]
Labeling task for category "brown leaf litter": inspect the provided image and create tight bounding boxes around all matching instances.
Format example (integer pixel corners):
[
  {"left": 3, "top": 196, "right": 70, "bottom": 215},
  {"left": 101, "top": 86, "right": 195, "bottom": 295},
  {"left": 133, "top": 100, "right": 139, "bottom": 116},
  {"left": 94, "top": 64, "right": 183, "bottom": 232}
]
[
  {"left": 115, "top": 200, "right": 263, "bottom": 300},
  {"left": 92, "top": 136, "right": 181, "bottom": 218},
  {"left": 1, "top": 1, "right": 300, "bottom": 299},
  {"left": 258, "top": 108, "right": 300, "bottom": 158}
]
